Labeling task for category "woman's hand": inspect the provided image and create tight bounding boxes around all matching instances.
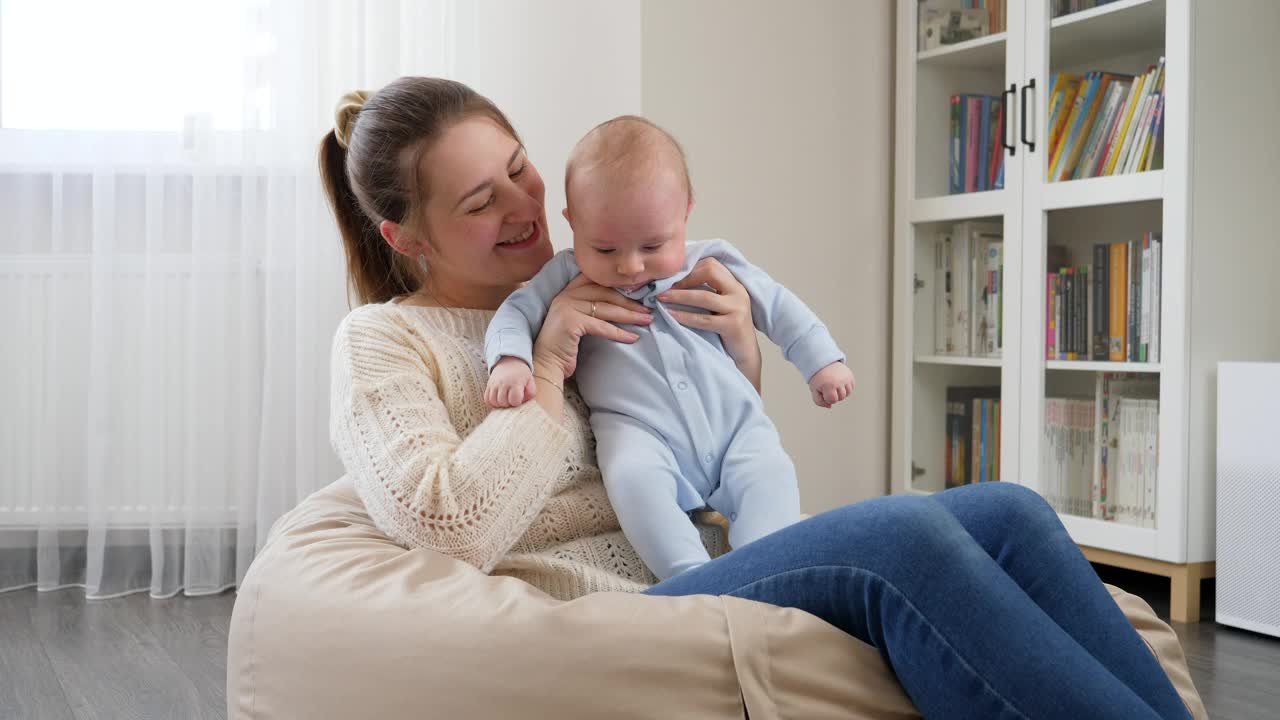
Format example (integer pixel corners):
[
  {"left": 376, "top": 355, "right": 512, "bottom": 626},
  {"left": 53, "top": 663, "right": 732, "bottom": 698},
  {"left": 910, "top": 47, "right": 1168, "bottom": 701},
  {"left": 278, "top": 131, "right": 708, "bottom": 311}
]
[
  {"left": 532, "top": 274, "right": 654, "bottom": 381},
  {"left": 656, "top": 258, "right": 762, "bottom": 392}
]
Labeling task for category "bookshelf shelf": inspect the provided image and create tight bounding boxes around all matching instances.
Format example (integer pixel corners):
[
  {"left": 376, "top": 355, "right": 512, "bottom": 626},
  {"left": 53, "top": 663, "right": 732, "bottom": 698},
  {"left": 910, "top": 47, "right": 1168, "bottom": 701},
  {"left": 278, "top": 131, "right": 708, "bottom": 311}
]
[
  {"left": 1061, "top": 514, "right": 1159, "bottom": 558},
  {"left": 910, "top": 190, "right": 1006, "bottom": 223},
  {"left": 1041, "top": 170, "right": 1164, "bottom": 210},
  {"left": 916, "top": 355, "right": 1003, "bottom": 368},
  {"left": 1051, "top": 0, "right": 1166, "bottom": 71},
  {"left": 1045, "top": 361, "right": 1161, "bottom": 373},
  {"left": 917, "top": 32, "right": 1007, "bottom": 70},
  {"left": 895, "top": 0, "right": 1280, "bottom": 622}
]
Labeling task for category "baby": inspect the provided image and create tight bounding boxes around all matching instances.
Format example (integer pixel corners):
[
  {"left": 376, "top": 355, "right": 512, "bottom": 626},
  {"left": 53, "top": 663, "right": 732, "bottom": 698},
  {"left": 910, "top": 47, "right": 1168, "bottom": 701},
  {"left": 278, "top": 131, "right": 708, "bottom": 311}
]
[{"left": 484, "top": 115, "right": 854, "bottom": 580}]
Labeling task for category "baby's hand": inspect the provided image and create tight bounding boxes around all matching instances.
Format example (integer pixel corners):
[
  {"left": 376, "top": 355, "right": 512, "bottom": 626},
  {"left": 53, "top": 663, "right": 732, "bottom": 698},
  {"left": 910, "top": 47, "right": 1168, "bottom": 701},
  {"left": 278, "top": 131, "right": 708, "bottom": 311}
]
[
  {"left": 809, "top": 361, "right": 855, "bottom": 409},
  {"left": 485, "top": 357, "right": 537, "bottom": 408}
]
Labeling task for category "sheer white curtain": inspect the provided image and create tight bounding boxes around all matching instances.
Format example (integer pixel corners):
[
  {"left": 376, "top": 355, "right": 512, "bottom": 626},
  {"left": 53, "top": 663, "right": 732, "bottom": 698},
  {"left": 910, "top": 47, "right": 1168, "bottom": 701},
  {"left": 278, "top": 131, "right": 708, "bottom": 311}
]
[{"left": 0, "top": 0, "right": 640, "bottom": 599}]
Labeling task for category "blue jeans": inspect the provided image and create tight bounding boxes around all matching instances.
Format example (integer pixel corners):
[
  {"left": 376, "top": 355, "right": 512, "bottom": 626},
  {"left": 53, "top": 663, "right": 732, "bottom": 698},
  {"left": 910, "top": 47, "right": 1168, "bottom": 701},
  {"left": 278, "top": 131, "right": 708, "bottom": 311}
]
[{"left": 645, "top": 482, "right": 1190, "bottom": 720}]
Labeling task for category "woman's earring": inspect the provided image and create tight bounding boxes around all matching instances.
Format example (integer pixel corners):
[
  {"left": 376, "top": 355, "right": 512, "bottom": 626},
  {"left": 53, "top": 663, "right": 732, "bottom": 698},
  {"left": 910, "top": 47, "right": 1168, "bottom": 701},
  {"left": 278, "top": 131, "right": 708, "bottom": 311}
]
[{"left": 417, "top": 253, "right": 430, "bottom": 276}]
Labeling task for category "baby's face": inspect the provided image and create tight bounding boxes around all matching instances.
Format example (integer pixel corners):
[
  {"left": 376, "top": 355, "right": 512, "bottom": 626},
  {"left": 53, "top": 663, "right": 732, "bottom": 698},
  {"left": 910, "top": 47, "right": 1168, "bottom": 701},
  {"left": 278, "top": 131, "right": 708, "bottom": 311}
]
[{"left": 567, "top": 170, "right": 690, "bottom": 292}]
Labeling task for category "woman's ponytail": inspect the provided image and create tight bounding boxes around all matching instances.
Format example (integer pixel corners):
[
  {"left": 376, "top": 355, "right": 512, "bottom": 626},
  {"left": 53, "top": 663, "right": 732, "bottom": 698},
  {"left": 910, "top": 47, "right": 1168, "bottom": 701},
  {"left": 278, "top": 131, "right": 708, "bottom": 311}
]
[{"left": 319, "top": 129, "right": 412, "bottom": 306}]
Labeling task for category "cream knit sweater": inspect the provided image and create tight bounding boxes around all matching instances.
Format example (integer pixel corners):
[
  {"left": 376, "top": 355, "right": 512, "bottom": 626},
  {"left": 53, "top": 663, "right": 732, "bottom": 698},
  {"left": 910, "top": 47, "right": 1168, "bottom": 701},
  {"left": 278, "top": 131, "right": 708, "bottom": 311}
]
[{"left": 329, "top": 301, "right": 725, "bottom": 600}]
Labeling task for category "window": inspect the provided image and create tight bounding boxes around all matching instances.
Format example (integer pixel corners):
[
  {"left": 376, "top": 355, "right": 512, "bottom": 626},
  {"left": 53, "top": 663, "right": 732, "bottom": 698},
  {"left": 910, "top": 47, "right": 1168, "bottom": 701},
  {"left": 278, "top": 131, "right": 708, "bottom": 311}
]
[{"left": 1, "top": 0, "right": 257, "bottom": 132}]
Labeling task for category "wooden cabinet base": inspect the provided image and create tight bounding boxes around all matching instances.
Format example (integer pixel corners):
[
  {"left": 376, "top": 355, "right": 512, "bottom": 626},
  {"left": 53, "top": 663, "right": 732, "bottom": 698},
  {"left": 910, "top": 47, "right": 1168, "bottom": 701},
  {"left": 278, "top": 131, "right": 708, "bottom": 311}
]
[{"left": 1080, "top": 545, "right": 1215, "bottom": 624}]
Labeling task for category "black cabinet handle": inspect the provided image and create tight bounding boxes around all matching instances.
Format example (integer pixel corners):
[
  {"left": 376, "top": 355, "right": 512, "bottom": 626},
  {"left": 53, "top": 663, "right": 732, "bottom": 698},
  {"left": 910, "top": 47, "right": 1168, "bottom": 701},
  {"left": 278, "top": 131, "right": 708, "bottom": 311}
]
[
  {"left": 1020, "top": 78, "right": 1036, "bottom": 153},
  {"left": 1002, "top": 83, "right": 1017, "bottom": 157}
]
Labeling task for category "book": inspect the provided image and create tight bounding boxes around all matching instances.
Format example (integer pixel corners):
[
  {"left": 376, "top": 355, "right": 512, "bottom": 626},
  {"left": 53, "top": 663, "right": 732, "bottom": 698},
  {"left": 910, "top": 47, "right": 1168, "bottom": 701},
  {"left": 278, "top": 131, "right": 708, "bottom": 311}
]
[
  {"left": 1075, "top": 80, "right": 1131, "bottom": 180},
  {"left": 950, "top": 95, "right": 962, "bottom": 194},
  {"left": 1128, "top": 239, "right": 1140, "bottom": 362},
  {"left": 1125, "top": 91, "right": 1157, "bottom": 175},
  {"left": 1063, "top": 268, "right": 1075, "bottom": 360},
  {"left": 1078, "top": 265, "right": 1090, "bottom": 358},
  {"left": 1119, "top": 59, "right": 1165, "bottom": 175},
  {"left": 1046, "top": 272, "right": 1056, "bottom": 359},
  {"left": 986, "top": 97, "right": 1004, "bottom": 191},
  {"left": 946, "top": 386, "right": 1001, "bottom": 488},
  {"left": 950, "top": 94, "right": 1005, "bottom": 194},
  {"left": 974, "top": 397, "right": 985, "bottom": 483},
  {"left": 1127, "top": 58, "right": 1166, "bottom": 174},
  {"left": 1092, "top": 244, "right": 1109, "bottom": 360},
  {"left": 978, "top": 96, "right": 992, "bottom": 192},
  {"left": 1109, "top": 242, "right": 1128, "bottom": 361},
  {"left": 1044, "top": 396, "right": 1095, "bottom": 515},
  {"left": 1146, "top": 234, "right": 1157, "bottom": 361},
  {"left": 1151, "top": 235, "right": 1161, "bottom": 362},
  {"left": 1141, "top": 398, "right": 1159, "bottom": 528},
  {"left": 935, "top": 234, "right": 952, "bottom": 354},
  {"left": 966, "top": 95, "right": 982, "bottom": 192},
  {"left": 1138, "top": 94, "right": 1165, "bottom": 172},
  {"left": 1096, "top": 373, "right": 1159, "bottom": 522},
  {"left": 1051, "top": 72, "right": 1098, "bottom": 181},
  {"left": 980, "top": 241, "right": 1003, "bottom": 355},
  {"left": 1055, "top": 272, "right": 1064, "bottom": 359},
  {"left": 1095, "top": 75, "right": 1140, "bottom": 177},
  {"left": 1104, "top": 67, "right": 1149, "bottom": 175},
  {"left": 1149, "top": 96, "right": 1166, "bottom": 171},
  {"left": 1115, "top": 399, "right": 1159, "bottom": 526},
  {"left": 1056, "top": 72, "right": 1126, "bottom": 181},
  {"left": 943, "top": 221, "right": 1002, "bottom": 356},
  {"left": 1047, "top": 74, "right": 1084, "bottom": 175}
]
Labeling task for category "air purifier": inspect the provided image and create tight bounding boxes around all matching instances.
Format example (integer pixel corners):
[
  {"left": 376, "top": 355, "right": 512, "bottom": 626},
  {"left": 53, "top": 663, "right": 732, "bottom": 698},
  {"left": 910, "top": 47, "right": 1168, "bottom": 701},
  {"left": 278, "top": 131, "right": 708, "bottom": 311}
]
[{"left": 1216, "top": 362, "right": 1280, "bottom": 637}]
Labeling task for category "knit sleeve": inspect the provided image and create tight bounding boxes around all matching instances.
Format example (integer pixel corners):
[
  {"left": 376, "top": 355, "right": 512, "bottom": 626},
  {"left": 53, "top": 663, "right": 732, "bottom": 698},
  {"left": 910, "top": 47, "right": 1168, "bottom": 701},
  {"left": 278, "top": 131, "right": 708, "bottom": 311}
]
[{"left": 329, "top": 308, "right": 572, "bottom": 573}]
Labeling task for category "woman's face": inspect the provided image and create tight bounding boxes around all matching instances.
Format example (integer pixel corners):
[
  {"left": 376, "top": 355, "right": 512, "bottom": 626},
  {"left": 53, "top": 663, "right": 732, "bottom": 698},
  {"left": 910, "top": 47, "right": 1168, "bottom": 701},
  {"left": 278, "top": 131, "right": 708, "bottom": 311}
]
[{"left": 417, "top": 115, "right": 553, "bottom": 308}]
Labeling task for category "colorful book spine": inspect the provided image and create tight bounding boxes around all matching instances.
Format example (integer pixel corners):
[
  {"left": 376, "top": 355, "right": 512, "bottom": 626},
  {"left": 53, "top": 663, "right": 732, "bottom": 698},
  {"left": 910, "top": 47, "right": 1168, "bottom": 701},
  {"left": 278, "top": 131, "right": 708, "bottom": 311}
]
[
  {"left": 1051, "top": 72, "right": 1097, "bottom": 181},
  {"left": 1095, "top": 77, "right": 1138, "bottom": 177},
  {"left": 1109, "top": 242, "right": 1127, "bottom": 361},
  {"left": 1092, "top": 244, "right": 1109, "bottom": 360},
  {"left": 966, "top": 96, "right": 981, "bottom": 192},
  {"left": 1151, "top": 235, "right": 1161, "bottom": 362},
  {"left": 950, "top": 95, "right": 962, "bottom": 194},
  {"left": 986, "top": 98, "right": 1003, "bottom": 191},
  {"left": 1075, "top": 80, "right": 1127, "bottom": 180},
  {"left": 1047, "top": 74, "right": 1084, "bottom": 176},
  {"left": 1046, "top": 272, "right": 1055, "bottom": 359},
  {"left": 1140, "top": 233, "right": 1152, "bottom": 362},
  {"left": 1139, "top": 94, "right": 1165, "bottom": 172},
  {"left": 1128, "top": 240, "right": 1140, "bottom": 362},
  {"left": 1104, "top": 68, "right": 1149, "bottom": 176},
  {"left": 978, "top": 96, "right": 992, "bottom": 192}
]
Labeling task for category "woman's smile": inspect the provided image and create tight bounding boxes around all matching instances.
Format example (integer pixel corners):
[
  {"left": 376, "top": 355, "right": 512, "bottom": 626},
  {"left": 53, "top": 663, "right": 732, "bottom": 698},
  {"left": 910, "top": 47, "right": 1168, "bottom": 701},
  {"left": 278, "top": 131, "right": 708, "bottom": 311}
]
[{"left": 496, "top": 222, "right": 540, "bottom": 251}]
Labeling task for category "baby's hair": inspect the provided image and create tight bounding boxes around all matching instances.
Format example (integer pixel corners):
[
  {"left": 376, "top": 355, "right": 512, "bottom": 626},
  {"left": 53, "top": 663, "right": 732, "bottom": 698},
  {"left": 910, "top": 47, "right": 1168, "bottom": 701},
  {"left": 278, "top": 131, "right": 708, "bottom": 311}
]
[{"left": 564, "top": 115, "right": 693, "bottom": 209}]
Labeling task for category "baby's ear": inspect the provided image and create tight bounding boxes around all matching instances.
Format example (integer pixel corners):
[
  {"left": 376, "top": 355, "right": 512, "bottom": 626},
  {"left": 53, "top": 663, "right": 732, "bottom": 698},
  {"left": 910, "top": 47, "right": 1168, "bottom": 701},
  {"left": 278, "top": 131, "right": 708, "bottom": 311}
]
[{"left": 685, "top": 199, "right": 695, "bottom": 221}]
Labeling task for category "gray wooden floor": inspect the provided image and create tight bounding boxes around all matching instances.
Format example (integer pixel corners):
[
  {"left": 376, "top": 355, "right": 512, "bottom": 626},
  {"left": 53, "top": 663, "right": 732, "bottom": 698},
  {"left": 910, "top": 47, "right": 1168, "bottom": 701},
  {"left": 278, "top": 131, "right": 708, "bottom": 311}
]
[{"left": 0, "top": 568, "right": 1276, "bottom": 719}]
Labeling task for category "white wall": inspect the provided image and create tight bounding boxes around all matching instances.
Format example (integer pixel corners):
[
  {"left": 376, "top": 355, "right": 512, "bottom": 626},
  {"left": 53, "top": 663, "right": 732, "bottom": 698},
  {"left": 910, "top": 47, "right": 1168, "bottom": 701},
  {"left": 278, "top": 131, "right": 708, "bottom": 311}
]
[
  {"left": 642, "top": 0, "right": 895, "bottom": 510},
  {"left": 457, "top": 1, "right": 643, "bottom": 251}
]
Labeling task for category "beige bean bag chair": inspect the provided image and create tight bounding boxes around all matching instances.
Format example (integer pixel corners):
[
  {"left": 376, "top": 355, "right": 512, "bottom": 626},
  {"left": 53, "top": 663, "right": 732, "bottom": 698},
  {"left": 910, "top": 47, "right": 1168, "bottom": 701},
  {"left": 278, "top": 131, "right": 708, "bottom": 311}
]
[{"left": 226, "top": 477, "right": 1207, "bottom": 719}]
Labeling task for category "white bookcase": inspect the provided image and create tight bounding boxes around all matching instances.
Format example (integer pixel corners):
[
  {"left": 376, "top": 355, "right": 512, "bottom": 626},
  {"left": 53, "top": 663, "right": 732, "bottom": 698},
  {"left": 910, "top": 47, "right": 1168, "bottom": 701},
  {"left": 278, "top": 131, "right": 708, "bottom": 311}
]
[{"left": 892, "top": 0, "right": 1280, "bottom": 622}]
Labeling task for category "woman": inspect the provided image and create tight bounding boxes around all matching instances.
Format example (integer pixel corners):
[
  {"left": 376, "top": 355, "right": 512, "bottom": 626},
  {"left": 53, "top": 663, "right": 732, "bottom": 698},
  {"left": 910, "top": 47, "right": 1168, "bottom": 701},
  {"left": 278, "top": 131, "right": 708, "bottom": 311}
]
[{"left": 319, "top": 77, "right": 1191, "bottom": 719}]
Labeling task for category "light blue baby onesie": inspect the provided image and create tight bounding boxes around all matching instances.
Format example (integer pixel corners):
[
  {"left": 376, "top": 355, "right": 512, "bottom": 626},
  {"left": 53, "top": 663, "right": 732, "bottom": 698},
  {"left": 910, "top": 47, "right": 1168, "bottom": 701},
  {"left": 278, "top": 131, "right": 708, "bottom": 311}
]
[{"left": 484, "top": 239, "right": 845, "bottom": 580}]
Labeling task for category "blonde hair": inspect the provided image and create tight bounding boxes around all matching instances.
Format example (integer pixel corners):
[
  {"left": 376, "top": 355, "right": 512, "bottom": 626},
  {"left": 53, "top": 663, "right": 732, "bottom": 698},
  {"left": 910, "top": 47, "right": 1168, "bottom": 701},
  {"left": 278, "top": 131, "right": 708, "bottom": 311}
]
[{"left": 319, "top": 77, "right": 522, "bottom": 306}]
